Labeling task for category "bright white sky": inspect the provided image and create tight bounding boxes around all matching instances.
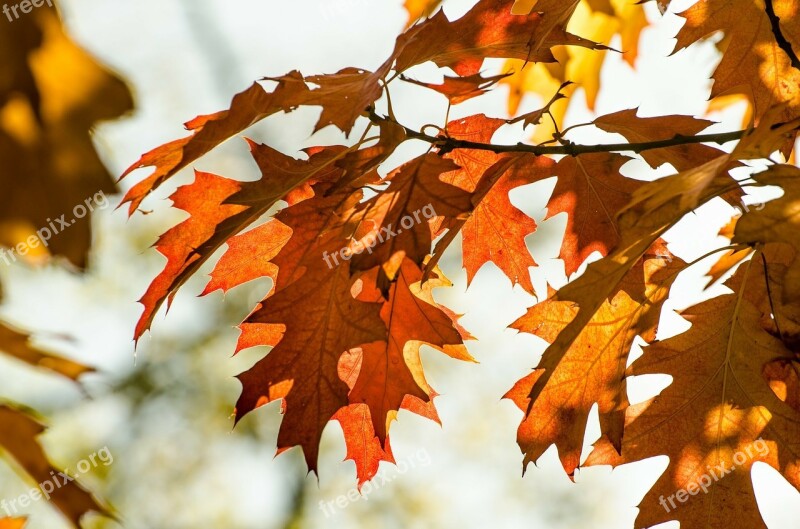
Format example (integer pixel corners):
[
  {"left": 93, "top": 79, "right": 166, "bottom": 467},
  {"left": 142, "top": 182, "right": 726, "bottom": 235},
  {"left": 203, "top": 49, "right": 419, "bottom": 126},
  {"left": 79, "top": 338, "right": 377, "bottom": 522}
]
[{"left": 0, "top": 0, "right": 798, "bottom": 528}]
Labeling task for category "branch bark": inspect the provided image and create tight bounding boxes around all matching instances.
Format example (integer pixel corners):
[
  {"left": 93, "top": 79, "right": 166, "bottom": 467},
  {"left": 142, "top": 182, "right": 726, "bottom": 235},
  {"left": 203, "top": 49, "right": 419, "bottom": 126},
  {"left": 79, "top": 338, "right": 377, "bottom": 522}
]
[
  {"left": 765, "top": 0, "right": 800, "bottom": 71},
  {"left": 366, "top": 108, "right": 748, "bottom": 157}
]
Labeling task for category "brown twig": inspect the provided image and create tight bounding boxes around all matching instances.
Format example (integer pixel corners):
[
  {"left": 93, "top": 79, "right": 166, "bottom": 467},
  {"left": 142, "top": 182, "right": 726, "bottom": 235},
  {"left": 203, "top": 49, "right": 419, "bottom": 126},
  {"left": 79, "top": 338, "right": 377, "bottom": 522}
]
[
  {"left": 765, "top": 0, "right": 800, "bottom": 71},
  {"left": 366, "top": 107, "right": 749, "bottom": 157}
]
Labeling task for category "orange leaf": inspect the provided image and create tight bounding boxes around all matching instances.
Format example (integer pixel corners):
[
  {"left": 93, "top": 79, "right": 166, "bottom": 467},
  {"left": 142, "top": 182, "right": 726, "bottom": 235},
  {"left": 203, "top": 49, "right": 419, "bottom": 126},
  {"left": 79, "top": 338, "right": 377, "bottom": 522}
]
[
  {"left": 594, "top": 109, "right": 722, "bottom": 171},
  {"left": 547, "top": 152, "right": 640, "bottom": 275},
  {"left": 675, "top": 0, "right": 800, "bottom": 154},
  {"left": 401, "top": 72, "right": 512, "bottom": 105},
  {"left": 348, "top": 153, "right": 473, "bottom": 282},
  {"left": 507, "top": 241, "right": 684, "bottom": 475},
  {"left": 393, "top": 0, "right": 604, "bottom": 76},
  {"left": 587, "top": 252, "right": 800, "bottom": 529},
  {"left": 441, "top": 115, "right": 555, "bottom": 291},
  {"left": 121, "top": 70, "right": 388, "bottom": 213},
  {"left": 334, "top": 404, "right": 394, "bottom": 487},
  {"left": 135, "top": 144, "right": 352, "bottom": 341},
  {"left": 350, "top": 259, "right": 472, "bottom": 442}
]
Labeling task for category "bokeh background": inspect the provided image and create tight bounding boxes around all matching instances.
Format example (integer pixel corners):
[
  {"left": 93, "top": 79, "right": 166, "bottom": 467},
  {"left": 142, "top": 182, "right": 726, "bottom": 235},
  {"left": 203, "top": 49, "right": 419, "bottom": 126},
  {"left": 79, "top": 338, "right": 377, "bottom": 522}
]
[{"left": 0, "top": 0, "right": 799, "bottom": 528}]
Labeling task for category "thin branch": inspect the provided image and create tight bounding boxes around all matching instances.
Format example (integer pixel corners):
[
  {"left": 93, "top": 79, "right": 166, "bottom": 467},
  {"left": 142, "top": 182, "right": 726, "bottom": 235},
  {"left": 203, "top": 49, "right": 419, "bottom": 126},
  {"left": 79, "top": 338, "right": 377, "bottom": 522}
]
[
  {"left": 367, "top": 107, "right": 749, "bottom": 157},
  {"left": 765, "top": 0, "right": 800, "bottom": 71},
  {"left": 760, "top": 249, "right": 785, "bottom": 342}
]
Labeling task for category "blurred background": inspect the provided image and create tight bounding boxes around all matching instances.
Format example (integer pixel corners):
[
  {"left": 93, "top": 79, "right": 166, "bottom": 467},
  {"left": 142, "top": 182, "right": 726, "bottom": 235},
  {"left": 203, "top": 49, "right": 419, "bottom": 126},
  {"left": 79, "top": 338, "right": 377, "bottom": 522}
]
[{"left": 0, "top": 0, "right": 798, "bottom": 528}]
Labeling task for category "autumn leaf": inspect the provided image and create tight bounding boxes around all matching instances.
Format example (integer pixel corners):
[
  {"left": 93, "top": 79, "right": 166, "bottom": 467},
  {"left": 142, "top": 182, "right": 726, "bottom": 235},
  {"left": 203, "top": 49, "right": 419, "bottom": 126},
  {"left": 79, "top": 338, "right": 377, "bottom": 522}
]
[
  {"left": 547, "top": 152, "right": 640, "bottom": 276},
  {"left": 740, "top": 243, "right": 800, "bottom": 349},
  {"left": 201, "top": 220, "right": 292, "bottom": 297},
  {"left": 503, "top": 0, "right": 647, "bottom": 143},
  {"left": 0, "top": 407, "right": 107, "bottom": 527},
  {"left": 235, "top": 260, "right": 385, "bottom": 471},
  {"left": 507, "top": 81, "right": 572, "bottom": 129},
  {"left": 460, "top": 154, "right": 554, "bottom": 291},
  {"left": 121, "top": 0, "right": 607, "bottom": 217},
  {"left": 706, "top": 247, "right": 753, "bottom": 287},
  {"left": 733, "top": 164, "right": 800, "bottom": 340},
  {"left": 0, "top": 4, "right": 131, "bottom": 267},
  {"left": 333, "top": 119, "right": 407, "bottom": 190},
  {"left": 510, "top": 0, "right": 581, "bottom": 27},
  {"left": 229, "top": 179, "right": 383, "bottom": 470},
  {"left": 403, "top": 0, "right": 443, "bottom": 26},
  {"left": 133, "top": 170, "right": 249, "bottom": 341},
  {"left": 392, "top": 0, "right": 605, "bottom": 76},
  {"left": 586, "top": 252, "right": 800, "bottom": 529},
  {"left": 439, "top": 114, "right": 555, "bottom": 291},
  {"left": 232, "top": 175, "right": 471, "bottom": 466},
  {"left": 674, "top": 0, "right": 800, "bottom": 137},
  {"left": 135, "top": 143, "right": 356, "bottom": 341},
  {"left": 506, "top": 241, "right": 684, "bottom": 475},
  {"left": 401, "top": 72, "right": 512, "bottom": 105},
  {"left": 119, "top": 71, "right": 387, "bottom": 213},
  {"left": 348, "top": 153, "right": 473, "bottom": 281},
  {"left": 523, "top": 154, "right": 737, "bottom": 414},
  {"left": 336, "top": 334, "right": 446, "bottom": 486},
  {"left": 350, "top": 259, "right": 473, "bottom": 442},
  {"left": 593, "top": 109, "right": 723, "bottom": 171},
  {"left": 122, "top": 0, "right": 800, "bottom": 507},
  {"left": 334, "top": 403, "right": 394, "bottom": 487},
  {"left": 0, "top": 321, "right": 92, "bottom": 381},
  {"left": 0, "top": 519, "right": 26, "bottom": 529}
]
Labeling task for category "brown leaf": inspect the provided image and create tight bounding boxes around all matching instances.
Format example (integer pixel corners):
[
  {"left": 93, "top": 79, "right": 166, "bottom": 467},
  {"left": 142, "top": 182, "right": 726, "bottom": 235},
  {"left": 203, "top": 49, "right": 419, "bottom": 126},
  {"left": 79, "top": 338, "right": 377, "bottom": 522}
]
[
  {"left": 675, "top": 0, "right": 800, "bottom": 153},
  {"left": 0, "top": 5, "right": 132, "bottom": 267},
  {"left": 121, "top": 69, "right": 388, "bottom": 213},
  {"left": 586, "top": 256, "right": 800, "bottom": 529},
  {"left": 436, "top": 115, "right": 555, "bottom": 291},
  {"left": 507, "top": 241, "right": 683, "bottom": 475},
  {"left": 401, "top": 72, "right": 512, "bottom": 105},
  {"left": 508, "top": 81, "right": 572, "bottom": 128},
  {"left": 593, "top": 109, "right": 722, "bottom": 171},
  {"left": 350, "top": 259, "right": 472, "bottom": 442},
  {"left": 0, "top": 407, "right": 106, "bottom": 527},
  {"left": 734, "top": 165, "right": 800, "bottom": 317},
  {"left": 547, "top": 152, "right": 640, "bottom": 276},
  {"left": 0, "top": 322, "right": 92, "bottom": 381},
  {"left": 235, "top": 261, "right": 385, "bottom": 471},
  {"left": 230, "top": 178, "right": 385, "bottom": 470},
  {"left": 393, "top": 0, "right": 604, "bottom": 76},
  {"left": 348, "top": 153, "right": 473, "bottom": 281}
]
